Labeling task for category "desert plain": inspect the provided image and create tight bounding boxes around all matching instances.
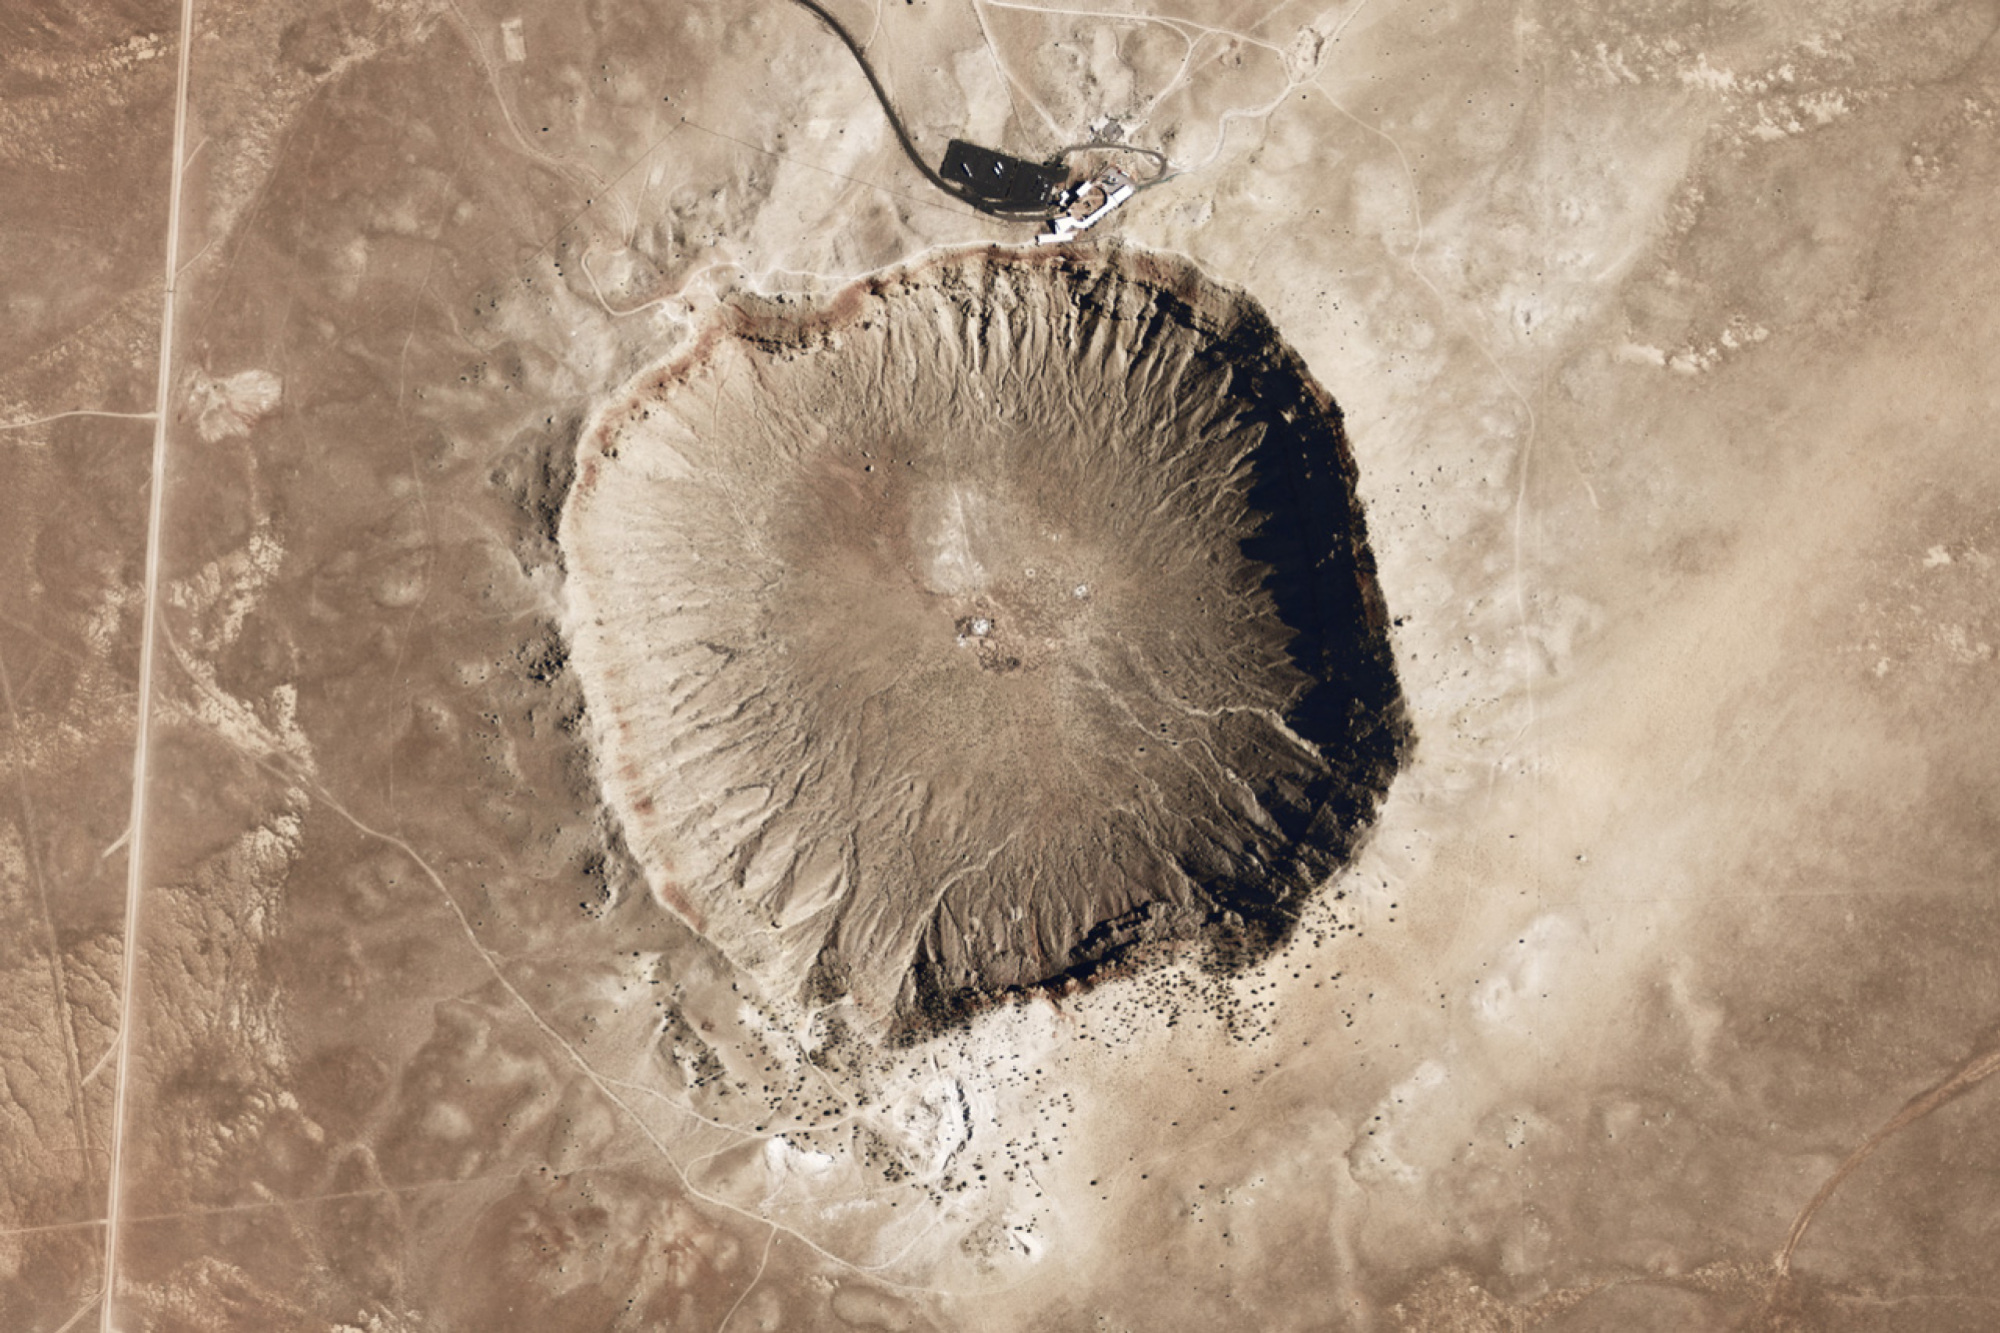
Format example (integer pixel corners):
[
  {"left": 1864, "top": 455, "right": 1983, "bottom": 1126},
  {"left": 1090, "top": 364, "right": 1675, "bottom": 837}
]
[{"left": 5, "top": 0, "right": 2000, "bottom": 1328}]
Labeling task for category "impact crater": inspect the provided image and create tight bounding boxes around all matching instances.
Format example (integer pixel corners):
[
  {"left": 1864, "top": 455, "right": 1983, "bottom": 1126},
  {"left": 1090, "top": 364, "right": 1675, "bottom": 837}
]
[{"left": 561, "top": 245, "right": 1407, "bottom": 1039}]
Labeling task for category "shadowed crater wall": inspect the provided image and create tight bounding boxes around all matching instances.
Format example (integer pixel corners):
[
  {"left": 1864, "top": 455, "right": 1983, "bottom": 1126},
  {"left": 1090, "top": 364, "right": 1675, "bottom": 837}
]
[{"left": 560, "top": 245, "right": 1407, "bottom": 1039}]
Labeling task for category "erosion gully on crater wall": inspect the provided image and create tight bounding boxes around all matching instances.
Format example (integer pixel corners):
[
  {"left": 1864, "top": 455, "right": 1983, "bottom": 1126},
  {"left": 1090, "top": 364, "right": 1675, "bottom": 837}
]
[{"left": 558, "top": 244, "right": 1409, "bottom": 1042}]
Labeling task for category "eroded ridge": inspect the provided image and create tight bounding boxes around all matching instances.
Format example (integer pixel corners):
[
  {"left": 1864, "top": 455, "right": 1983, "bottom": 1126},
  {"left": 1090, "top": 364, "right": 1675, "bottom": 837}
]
[{"left": 560, "top": 245, "right": 1407, "bottom": 1038}]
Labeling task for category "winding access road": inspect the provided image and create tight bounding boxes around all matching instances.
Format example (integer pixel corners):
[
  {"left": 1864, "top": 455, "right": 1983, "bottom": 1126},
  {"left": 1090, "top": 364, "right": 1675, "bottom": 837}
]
[{"left": 784, "top": 0, "right": 1059, "bottom": 220}]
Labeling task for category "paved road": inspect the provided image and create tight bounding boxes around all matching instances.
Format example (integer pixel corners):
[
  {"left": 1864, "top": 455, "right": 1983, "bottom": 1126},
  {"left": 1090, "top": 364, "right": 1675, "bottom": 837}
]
[{"left": 785, "top": 0, "right": 1056, "bottom": 220}]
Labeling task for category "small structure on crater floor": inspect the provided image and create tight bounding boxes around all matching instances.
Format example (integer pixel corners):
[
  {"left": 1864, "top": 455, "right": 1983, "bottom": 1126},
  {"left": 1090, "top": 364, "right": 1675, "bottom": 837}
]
[{"left": 560, "top": 244, "right": 1409, "bottom": 1042}]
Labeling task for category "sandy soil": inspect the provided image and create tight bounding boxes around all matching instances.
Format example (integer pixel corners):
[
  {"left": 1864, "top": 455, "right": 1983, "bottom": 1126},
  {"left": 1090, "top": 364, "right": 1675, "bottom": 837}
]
[{"left": 5, "top": 0, "right": 2000, "bottom": 1329}]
